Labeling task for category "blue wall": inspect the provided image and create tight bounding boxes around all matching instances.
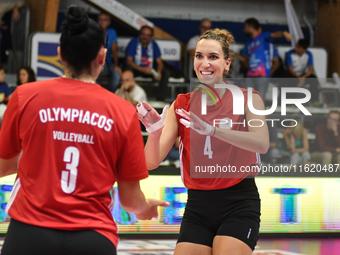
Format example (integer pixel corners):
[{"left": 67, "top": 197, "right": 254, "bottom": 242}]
[{"left": 57, "top": 13, "right": 310, "bottom": 46}]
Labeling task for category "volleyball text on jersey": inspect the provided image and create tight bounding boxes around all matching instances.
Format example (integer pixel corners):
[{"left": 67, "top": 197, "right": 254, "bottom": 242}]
[{"left": 38, "top": 107, "right": 114, "bottom": 132}]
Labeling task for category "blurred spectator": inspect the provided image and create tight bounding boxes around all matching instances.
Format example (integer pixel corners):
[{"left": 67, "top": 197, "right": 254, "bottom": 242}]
[
  {"left": 0, "top": 63, "right": 12, "bottom": 102},
  {"left": 311, "top": 111, "right": 340, "bottom": 166},
  {"left": 285, "top": 38, "right": 320, "bottom": 105},
  {"left": 0, "top": 1, "right": 24, "bottom": 63},
  {"left": 283, "top": 120, "right": 311, "bottom": 168},
  {"left": 97, "top": 12, "right": 121, "bottom": 92},
  {"left": 115, "top": 70, "right": 147, "bottom": 106},
  {"left": 0, "top": 63, "right": 12, "bottom": 125},
  {"left": 125, "top": 25, "right": 170, "bottom": 101},
  {"left": 187, "top": 19, "right": 212, "bottom": 59},
  {"left": 261, "top": 120, "right": 280, "bottom": 164},
  {"left": 234, "top": 18, "right": 291, "bottom": 99},
  {"left": 186, "top": 19, "right": 212, "bottom": 78},
  {"left": 17, "top": 66, "right": 36, "bottom": 86}
]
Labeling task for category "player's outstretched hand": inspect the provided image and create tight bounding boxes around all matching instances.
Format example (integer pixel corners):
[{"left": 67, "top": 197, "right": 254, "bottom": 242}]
[
  {"left": 135, "top": 198, "right": 170, "bottom": 220},
  {"left": 136, "top": 101, "right": 169, "bottom": 133},
  {"left": 176, "top": 108, "right": 214, "bottom": 136}
]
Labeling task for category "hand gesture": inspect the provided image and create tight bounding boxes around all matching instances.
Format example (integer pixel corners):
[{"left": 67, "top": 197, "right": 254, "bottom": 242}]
[
  {"left": 140, "top": 67, "right": 153, "bottom": 75},
  {"left": 176, "top": 108, "right": 214, "bottom": 136},
  {"left": 137, "top": 101, "right": 169, "bottom": 133},
  {"left": 135, "top": 198, "right": 170, "bottom": 220}
]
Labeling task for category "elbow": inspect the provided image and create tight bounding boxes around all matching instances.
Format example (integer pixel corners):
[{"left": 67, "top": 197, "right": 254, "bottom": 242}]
[
  {"left": 146, "top": 161, "right": 159, "bottom": 170},
  {"left": 258, "top": 140, "right": 270, "bottom": 154}
]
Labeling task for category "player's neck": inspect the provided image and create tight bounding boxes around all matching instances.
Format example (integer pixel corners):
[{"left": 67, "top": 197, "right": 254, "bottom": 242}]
[{"left": 63, "top": 71, "right": 96, "bottom": 84}]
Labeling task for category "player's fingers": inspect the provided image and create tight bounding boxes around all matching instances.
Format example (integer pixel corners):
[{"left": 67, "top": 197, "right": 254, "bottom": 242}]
[
  {"left": 179, "top": 119, "right": 190, "bottom": 128},
  {"left": 176, "top": 109, "right": 190, "bottom": 120},
  {"left": 161, "top": 105, "right": 169, "bottom": 117},
  {"left": 142, "top": 101, "right": 153, "bottom": 111},
  {"left": 157, "top": 201, "right": 170, "bottom": 207}
]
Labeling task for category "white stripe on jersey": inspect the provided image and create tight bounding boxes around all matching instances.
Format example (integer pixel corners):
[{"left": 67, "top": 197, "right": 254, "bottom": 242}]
[
  {"left": 255, "top": 152, "right": 262, "bottom": 171},
  {"left": 178, "top": 136, "right": 184, "bottom": 184},
  {"left": 5, "top": 178, "right": 21, "bottom": 215}
]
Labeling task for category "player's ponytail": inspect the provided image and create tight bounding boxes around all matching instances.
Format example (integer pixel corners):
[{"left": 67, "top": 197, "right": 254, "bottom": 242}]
[{"left": 60, "top": 5, "right": 105, "bottom": 75}]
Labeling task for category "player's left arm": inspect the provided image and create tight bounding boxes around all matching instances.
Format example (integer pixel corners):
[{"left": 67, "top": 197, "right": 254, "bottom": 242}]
[
  {"left": 0, "top": 154, "right": 20, "bottom": 178},
  {"left": 213, "top": 93, "right": 269, "bottom": 153}
]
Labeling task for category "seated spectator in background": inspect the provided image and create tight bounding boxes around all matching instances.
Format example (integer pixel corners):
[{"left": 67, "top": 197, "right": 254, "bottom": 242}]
[
  {"left": 0, "top": 64, "right": 12, "bottom": 102},
  {"left": 312, "top": 111, "right": 340, "bottom": 166},
  {"left": 234, "top": 18, "right": 291, "bottom": 99},
  {"left": 125, "top": 25, "right": 170, "bottom": 101},
  {"left": 17, "top": 66, "right": 36, "bottom": 86},
  {"left": 283, "top": 120, "right": 311, "bottom": 168},
  {"left": 261, "top": 120, "right": 280, "bottom": 164},
  {"left": 187, "top": 18, "right": 212, "bottom": 59},
  {"left": 186, "top": 18, "right": 212, "bottom": 78},
  {"left": 285, "top": 38, "right": 320, "bottom": 104},
  {"left": 97, "top": 12, "right": 121, "bottom": 92},
  {"left": 115, "top": 70, "right": 147, "bottom": 106},
  {"left": 0, "top": 1, "right": 24, "bottom": 63},
  {"left": 0, "top": 64, "right": 11, "bottom": 125}
]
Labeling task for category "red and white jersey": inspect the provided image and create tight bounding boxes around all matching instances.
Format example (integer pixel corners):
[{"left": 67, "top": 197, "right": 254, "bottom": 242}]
[
  {"left": 0, "top": 77, "right": 148, "bottom": 247},
  {"left": 174, "top": 85, "right": 261, "bottom": 190}
]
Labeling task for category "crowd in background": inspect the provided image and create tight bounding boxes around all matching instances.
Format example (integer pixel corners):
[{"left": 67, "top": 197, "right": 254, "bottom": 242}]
[{"left": 0, "top": 4, "right": 337, "bottom": 167}]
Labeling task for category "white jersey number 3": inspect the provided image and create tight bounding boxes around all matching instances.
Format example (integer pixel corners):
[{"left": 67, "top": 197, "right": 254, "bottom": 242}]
[{"left": 61, "top": 146, "right": 79, "bottom": 194}]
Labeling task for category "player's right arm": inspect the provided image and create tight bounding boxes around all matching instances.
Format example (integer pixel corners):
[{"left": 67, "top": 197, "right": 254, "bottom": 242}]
[
  {"left": 144, "top": 102, "right": 178, "bottom": 170},
  {"left": 0, "top": 154, "right": 20, "bottom": 178},
  {"left": 117, "top": 180, "right": 169, "bottom": 220}
]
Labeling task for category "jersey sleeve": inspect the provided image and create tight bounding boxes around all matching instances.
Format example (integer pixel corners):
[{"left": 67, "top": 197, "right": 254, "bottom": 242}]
[
  {"left": 116, "top": 113, "right": 148, "bottom": 181},
  {"left": 110, "top": 29, "right": 117, "bottom": 43},
  {"left": 263, "top": 32, "right": 272, "bottom": 41},
  {"left": 125, "top": 38, "right": 136, "bottom": 58},
  {"left": 273, "top": 45, "right": 279, "bottom": 58},
  {"left": 307, "top": 51, "right": 314, "bottom": 66},
  {"left": 286, "top": 50, "right": 293, "bottom": 66},
  {"left": 0, "top": 90, "right": 21, "bottom": 159},
  {"left": 3, "top": 83, "right": 12, "bottom": 97},
  {"left": 153, "top": 41, "right": 161, "bottom": 59},
  {"left": 241, "top": 45, "right": 248, "bottom": 56}
]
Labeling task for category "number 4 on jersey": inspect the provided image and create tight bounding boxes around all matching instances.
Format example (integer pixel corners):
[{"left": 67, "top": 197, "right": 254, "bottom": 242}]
[
  {"left": 61, "top": 146, "right": 79, "bottom": 194},
  {"left": 204, "top": 136, "right": 213, "bottom": 159}
]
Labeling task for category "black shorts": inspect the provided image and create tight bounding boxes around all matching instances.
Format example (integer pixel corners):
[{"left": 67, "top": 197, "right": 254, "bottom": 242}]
[
  {"left": 177, "top": 178, "right": 261, "bottom": 250},
  {"left": 1, "top": 219, "right": 117, "bottom": 255}
]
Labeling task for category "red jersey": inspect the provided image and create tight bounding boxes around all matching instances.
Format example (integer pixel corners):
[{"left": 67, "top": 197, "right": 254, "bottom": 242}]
[
  {"left": 0, "top": 77, "right": 148, "bottom": 247},
  {"left": 174, "top": 85, "right": 261, "bottom": 190}
]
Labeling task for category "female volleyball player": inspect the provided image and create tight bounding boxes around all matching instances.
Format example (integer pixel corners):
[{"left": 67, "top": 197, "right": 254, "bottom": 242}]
[
  {"left": 0, "top": 6, "right": 168, "bottom": 255},
  {"left": 138, "top": 29, "right": 269, "bottom": 254}
]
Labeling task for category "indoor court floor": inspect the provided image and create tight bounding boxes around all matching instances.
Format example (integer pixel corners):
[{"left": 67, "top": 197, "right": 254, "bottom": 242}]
[
  {"left": 115, "top": 238, "right": 340, "bottom": 255},
  {"left": 0, "top": 237, "right": 339, "bottom": 254}
]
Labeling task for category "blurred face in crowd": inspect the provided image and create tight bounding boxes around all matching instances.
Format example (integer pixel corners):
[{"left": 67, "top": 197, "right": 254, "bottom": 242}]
[
  {"left": 121, "top": 70, "right": 136, "bottom": 92},
  {"left": 327, "top": 112, "right": 340, "bottom": 130},
  {"left": 194, "top": 39, "right": 230, "bottom": 84},
  {"left": 199, "top": 19, "right": 212, "bottom": 35},
  {"left": 244, "top": 23, "right": 257, "bottom": 38},
  {"left": 295, "top": 44, "right": 306, "bottom": 56},
  {"left": 139, "top": 27, "right": 153, "bottom": 46},
  {"left": 19, "top": 68, "right": 29, "bottom": 84},
  {"left": 98, "top": 13, "right": 111, "bottom": 31},
  {"left": 0, "top": 69, "right": 5, "bottom": 83}
]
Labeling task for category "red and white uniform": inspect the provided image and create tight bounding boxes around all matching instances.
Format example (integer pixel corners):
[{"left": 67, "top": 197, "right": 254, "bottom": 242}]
[
  {"left": 174, "top": 85, "right": 261, "bottom": 190},
  {"left": 0, "top": 77, "right": 148, "bottom": 247}
]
